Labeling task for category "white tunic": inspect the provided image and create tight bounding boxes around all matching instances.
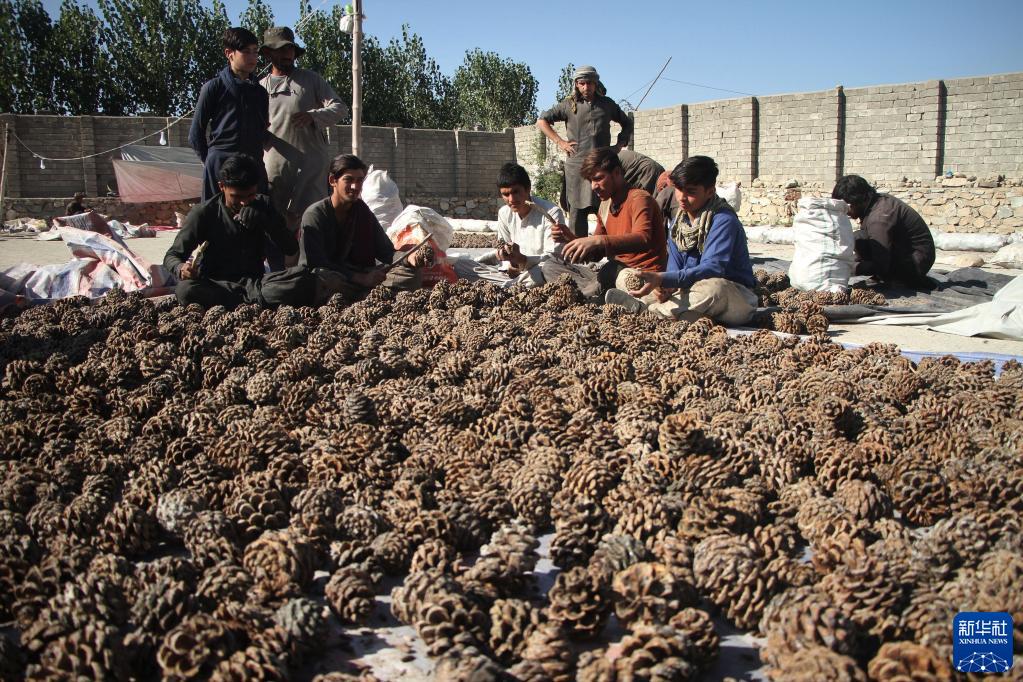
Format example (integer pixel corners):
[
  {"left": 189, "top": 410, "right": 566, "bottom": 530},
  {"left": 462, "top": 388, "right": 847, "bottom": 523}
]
[{"left": 496, "top": 196, "right": 564, "bottom": 268}]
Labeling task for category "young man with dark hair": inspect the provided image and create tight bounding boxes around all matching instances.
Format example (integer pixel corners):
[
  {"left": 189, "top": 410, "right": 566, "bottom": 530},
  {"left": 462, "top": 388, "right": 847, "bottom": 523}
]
[
  {"left": 537, "top": 65, "right": 633, "bottom": 237},
  {"left": 557, "top": 147, "right": 666, "bottom": 293},
  {"left": 163, "top": 154, "right": 307, "bottom": 308},
  {"left": 189, "top": 27, "right": 270, "bottom": 203},
  {"left": 299, "top": 154, "right": 426, "bottom": 302},
  {"left": 260, "top": 26, "right": 348, "bottom": 233},
  {"left": 613, "top": 155, "right": 757, "bottom": 325},
  {"left": 832, "top": 174, "right": 935, "bottom": 287},
  {"left": 454, "top": 162, "right": 565, "bottom": 288}
]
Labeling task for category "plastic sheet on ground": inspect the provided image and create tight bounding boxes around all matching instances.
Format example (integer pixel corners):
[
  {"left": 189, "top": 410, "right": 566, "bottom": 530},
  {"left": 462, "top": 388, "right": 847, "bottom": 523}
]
[
  {"left": 864, "top": 274, "right": 1023, "bottom": 340},
  {"left": 1, "top": 226, "right": 171, "bottom": 302}
]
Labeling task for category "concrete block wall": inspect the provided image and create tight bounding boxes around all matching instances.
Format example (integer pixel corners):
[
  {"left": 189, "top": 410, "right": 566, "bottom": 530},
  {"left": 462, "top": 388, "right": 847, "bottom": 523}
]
[
  {"left": 687, "top": 97, "right": 756, "bottom": 185},
  {"left": 757, "top": 89, "right": 840, "bottom": 184},
  {"left": 632, "top": 105, "right": 686, "bottom": 171},
  {"left": 944, "top": 72, "right": 1023, "bottom": 178},
  {"left": 843, "top": 81, "right": 941, "bottom": 182}
]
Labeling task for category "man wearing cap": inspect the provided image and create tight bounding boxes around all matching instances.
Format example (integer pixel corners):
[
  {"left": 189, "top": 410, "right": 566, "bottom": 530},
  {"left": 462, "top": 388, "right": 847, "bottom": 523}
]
[
  {"left": 537, "top": 65, "right": 633, "bottom": 238},
  {"left": 260, "top": 27, "right": 349, "bottom": 237}
]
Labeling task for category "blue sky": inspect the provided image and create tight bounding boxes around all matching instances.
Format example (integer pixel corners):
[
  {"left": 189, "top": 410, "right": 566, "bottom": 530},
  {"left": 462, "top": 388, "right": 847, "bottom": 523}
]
[{"left": 42, "top": 0, "right": 1023, "bottom": 112}]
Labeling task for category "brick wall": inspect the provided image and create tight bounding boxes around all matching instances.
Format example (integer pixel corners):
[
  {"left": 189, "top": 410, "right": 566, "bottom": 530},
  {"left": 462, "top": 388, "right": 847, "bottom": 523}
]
[
  {"left": 944, "top": 72, "right": 1023, "bottom": 178},
  {"left": 632, "top": 105, "right": 685, "bottom": 171},
  {"left": 757, "top": 89, "right": 840, "bottom": 185},
  {"left": 688, "top": 97, "right": 756, "bottom": 185},
  {"left": 843, "top": 81, "right": 941, "bottom": 182}
]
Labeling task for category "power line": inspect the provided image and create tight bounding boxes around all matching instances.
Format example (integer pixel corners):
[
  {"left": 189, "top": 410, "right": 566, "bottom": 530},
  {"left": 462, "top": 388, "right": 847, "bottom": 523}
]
[{"left": 660, "top": 77, "right": 755, "bottom": 97}]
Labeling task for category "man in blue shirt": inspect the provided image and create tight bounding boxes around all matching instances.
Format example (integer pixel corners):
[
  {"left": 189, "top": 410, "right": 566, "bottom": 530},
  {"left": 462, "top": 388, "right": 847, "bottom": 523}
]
[
  {"left": 608, "top": 155, "right": 758, "bottom": 325},
  {"left": 189, "top": 27, "right": 270, "bottom": 203}
]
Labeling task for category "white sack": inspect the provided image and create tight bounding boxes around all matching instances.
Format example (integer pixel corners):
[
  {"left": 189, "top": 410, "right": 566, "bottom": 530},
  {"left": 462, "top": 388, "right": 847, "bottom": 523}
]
[
  {"left": 990, "top": 242, "right": 1023, "bottom": 267},
  {"left": 362, "top": 166, "right": 403, "bottom": 231},
  {"left": 718, "top": 182, "right": 742, "bottom": 213},
  {"left": 744, "top": 225, "right": 796, "bottom": 245},
  {"left": 788, "top": 197, "right": 855, "bottom": 292},
  {"left": 931, "top": 229, "right": 1010, "bottom": 252},
  {"left": 387, "top": 205, "right": 454, "bottom": 252},
  {"left": 446, "top": 218, "right": 498, "bottom": 233}
]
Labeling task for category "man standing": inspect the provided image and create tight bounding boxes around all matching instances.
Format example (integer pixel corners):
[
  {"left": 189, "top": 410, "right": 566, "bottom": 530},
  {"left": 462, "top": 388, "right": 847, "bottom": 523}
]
[
  {"left": 300, "top": 154, "right": 426, "bottom": 302},
  {"left": 617, "top": 149, "right": 664, "bottom": 196},
  {"left": 260, "top": 27, "right": 349, "bottom": 233},
  {"left": 616, "top": 156, "right": 758, "bottom": 325},
  {"left": 163, "top": 154, "right": 307, "bottom": 309},
  {"left": 538, "top": 66, "right": 633, "bottom": 238},
  {"left": 832, "top": 174, "right": 935, "bottom": 287},
  {"left": 558, "top": 148, "right": 666, "bottom": 293},
  {"left": 189, "top": 27, "right": 269, "bottom": 202}
]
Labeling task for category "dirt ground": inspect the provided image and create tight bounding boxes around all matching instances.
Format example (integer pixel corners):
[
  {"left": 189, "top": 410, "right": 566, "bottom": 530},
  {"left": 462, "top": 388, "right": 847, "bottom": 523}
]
[{"left": 2, "top": 229, "right": 1021, "bottom": 361}]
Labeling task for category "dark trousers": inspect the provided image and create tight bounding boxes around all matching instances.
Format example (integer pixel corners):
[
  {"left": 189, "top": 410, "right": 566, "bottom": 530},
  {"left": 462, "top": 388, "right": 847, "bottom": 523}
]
[
  {"left": 854, "top": 234, "right": 935, "bottom": 287},
  {"left": 176, "top": 266, "right": 314, "bottom": 309},
  {"left": 569, "top": 207, "right": 594, "bottom": 238}
]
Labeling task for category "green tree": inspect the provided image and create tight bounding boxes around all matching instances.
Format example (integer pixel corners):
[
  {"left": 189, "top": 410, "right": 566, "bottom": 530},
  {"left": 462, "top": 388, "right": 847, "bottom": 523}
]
[
  {"left": 296, "top": 0, "right": 352, "bottom": 116},
  {"left": 52, "top": 0, "right": 109, "bottom": 115},
  {"left": 98, "top": 0, "right": 223, "bottom": 115},
  {"left": 238, "top": 0, "right": 274, "bottom": 43},
  {"left": 555, "top": 62, "right": 575, "bottom": 104},
  {"left": 0, "top": 0, "right": 21, "bottom": 112},
  {"left": 13, "top": 0, "right": 58, "bottom": 112},
  {"left": 379, "top": 26, "right": 456, "bottom": 129},
  {"left": 452, "top": 48, "right": 537, "bottom": 131}
]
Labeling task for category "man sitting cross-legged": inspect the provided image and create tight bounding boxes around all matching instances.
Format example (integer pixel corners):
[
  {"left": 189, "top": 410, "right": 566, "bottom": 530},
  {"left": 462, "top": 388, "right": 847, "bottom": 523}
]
[
  {"left": 608, "top": 155, "right": 757, "bottom": 325},
  {"left": 300, "top": 153, "right": 427, "bottom": 303},
  {"left": 163, "top": 153, "right": 310, "bottom": 309}
]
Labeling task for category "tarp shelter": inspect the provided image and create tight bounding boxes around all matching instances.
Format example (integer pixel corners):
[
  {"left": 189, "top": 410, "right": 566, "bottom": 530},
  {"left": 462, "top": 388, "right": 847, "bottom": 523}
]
[{"left": 112, "top": 144, "right": 203, "bottom": 202}]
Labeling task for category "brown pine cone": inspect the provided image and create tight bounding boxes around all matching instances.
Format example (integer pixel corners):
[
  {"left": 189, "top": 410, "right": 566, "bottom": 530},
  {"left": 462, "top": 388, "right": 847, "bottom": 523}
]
[
  {"left": 866, "top": 641, "right": 952, "bottom": 681},
  {"left": 156, "top": 488, "right": 209, "bottom": 536},
  {"left": 668, "top": 607, "right": 719, "bottom": 669},
  {"left": 97, "top": 501, "right": 161, "bottom": 557},
  {"left": 34, "top": 621, "right": 130, "bottom": 682},
  {"left": 587, "top": 533, "right": 651, "bottom": 587},
  {"left": 209, "top": 645, "right": 287, "bottom": 682},
  {"left": 370, "top": 530, "right": 411, "bottom": 576},
  {"left": 131, "top": 576, "right": 194, "bottom": 636},
  {"left": 657, "top": 411, "right": 713, "bottom": 455},
  {"left": 585, "top": 624, "right": 697, "bottom": 681},
  {"left": 886, "top": 463, "right": 950, "bottom": 527},
  {"left": 290, "top": 486, "right": 346, "bottom": 545},
  {"left": 511, "top": 622, "right": 576, "bottom": 682},
  {"left": 433, "top": 645, "right": 504, "bottom": 682},
  {"left": 760, "top": 587, "right": 863, "bottom": 667},
  {"left": 612, "top": 561, "right": 695, "bottom": 627},
  {"left": 766, "top": 645, "right": 866, "bottom": 682},
  {"left": 226, "top": 481, "right": 290, "bottom": 543},
  {"left": 268, "top": 597, "right": 329, "bottom": 666},
  {"left": 390, "top": 569, "right": 462, "bottom": 625},
  {"left": 692, "top": 534, "right": 780, "bottom": 630},
  {"left": 325, "top": 565, "right": 375, "bottom": 625},
  {"left": 818, "top": 556, "right": 909, "bottom": 639},
  {"left": 487, "top": 598, "right": 543, "bottom": 665},
  {"left": 242, "top": 529, "right": 316, "bottom": 600},
  {"left": 547, "top": 566, "right": 611, "bottom": 639},
  {"left": 834, "top": 479, "right": 893, "bottom": 522},
  {"left": 413, "top": 592, "right": 487, "bottom": 657},
  {"left": 409, "top": 538, "right": 458, "bottom": 575},
  {"left": 195, "top": 562, "right": 254, "bottom": 612},
  {"left": 156, "top": 613, "right": 240, "bottom": 680},
  {"left": 183, "top": 511, "right": 243, "bottom": 569},
  {"left": 549, "top": 497, "right": 610, "bottom": 570}
]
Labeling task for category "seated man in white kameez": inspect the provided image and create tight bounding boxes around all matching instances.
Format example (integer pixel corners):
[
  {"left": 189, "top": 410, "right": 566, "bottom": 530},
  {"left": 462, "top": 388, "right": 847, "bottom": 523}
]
[{"left": 454, "top": 163, "right": 564, "bottom": 288}]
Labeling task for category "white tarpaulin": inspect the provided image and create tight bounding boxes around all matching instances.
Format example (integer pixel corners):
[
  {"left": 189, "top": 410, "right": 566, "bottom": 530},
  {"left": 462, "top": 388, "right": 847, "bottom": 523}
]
[
  {"left": 113, "top": 144, "right": 203, "bottom": 203},
  {"left": 865, "top": 274, "right": 1023, "bottom": 340}
]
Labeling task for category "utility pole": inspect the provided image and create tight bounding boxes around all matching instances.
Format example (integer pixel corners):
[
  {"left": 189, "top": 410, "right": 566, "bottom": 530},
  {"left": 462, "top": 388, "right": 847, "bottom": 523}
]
[{"left": 351, "top": 0, "right": 363, "bottom": 156}]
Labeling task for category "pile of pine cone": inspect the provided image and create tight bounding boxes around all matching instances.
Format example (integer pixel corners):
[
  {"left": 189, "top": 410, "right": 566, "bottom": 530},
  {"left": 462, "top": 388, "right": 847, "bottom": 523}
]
[
  {"left": 749, "top": 269, "right": 888, "bottom": 337},
  {"left": 448, "top": 233, "right": 500, "bottom": 249},
  {"left": 0, "top": 278, "right": 1020, "bottom": 680}
]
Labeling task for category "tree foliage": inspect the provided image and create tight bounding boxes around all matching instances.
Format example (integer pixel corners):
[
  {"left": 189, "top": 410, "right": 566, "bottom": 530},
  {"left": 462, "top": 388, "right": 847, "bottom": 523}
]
[
  {"left": 0, "top": 0, "right": 539, "bottom": 131},
  {"left": 452, "top": 48, "right": 537, "bottom": 131},
  {"left": 555, "top": 62, "right": 576, "bottom": 104}
]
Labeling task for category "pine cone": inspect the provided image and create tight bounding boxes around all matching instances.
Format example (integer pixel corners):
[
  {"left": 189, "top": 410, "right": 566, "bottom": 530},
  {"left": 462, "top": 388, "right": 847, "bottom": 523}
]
[
  {"left": 243, "top": 530, "right": 317, "bottom": 601},
  {"left": 834, "top": 479, "right": 892, "bottom": 522},
  {"left": 290, "top": 486, "right": 346, "bottom": 545},
  {"left": 668, "top": 607, "right": 719, "bottom": 669},
  {"left": 131, "top": 576, "right": 194, "bottom": 636},
  {"left": 98, "top": 501, "right": 161, "bottom": 556},
  {"left": 866, "top": 641, "right": 951, "bottom": 681},
  {"left": 0, "top": 631, "right": 25, "bottom": 682},
  {"left": 409, "top": 538, "right": 457, "bottom": 575},
  {"left": 547, "top": 566, "right": 611, "bottom": 639},
  {"left": 508, "top": 467, "right": 560, "bottom": 531},
  {"left": 578, "top": 624, "right": 697, "bottom": 681},
  {"left": 196, "top": 562, "right": 254, "bottom": 612},
  {"left": 588, "top": 533, "right": 651, "bottom": 587},
  {"left": 370, "top": 530, "right": 411, "bottom": 576},
  {"left": 433, "top": 645, "right": 504, "bottom": 682},
  {"left": 414, "top": 592, "right": 487, "bottom": 657},
  {"left": 390, "top": 568, "right": 462, "bottom": 625},
  {"left": 766, "top": 645, "right": 866, "bottom": 682},
  {"left": 34, "top": 621, "right": 130, "bottom": 682},
  {"left": 461, "top": 522, "right": 540, "bottom": 599},
  {"left": 550, "top": 497, "right": 611, "bottom": 570},
  {"left": 760, "top": 587, "right": 863, "bottom": 667},
  {"left": 818, "top": 556, "right": 908, "bottom": 639},
  {"left": 325, "top": 566, "right": 375, "bottom": 624},
  {"left": 692, "top": 534, "right": 779, "bottom": 630},
  {"left": 658, "top": 411, "right": 713, "bottom": 455},
  {"left": 510, "top": 622, "right": 576, "bottom": 682},
  {"left": 184, "top": 511, "right": 242, "bottom": 569},
  {"left": 612, "top": 561, "right": 694, "bottom": 627},
  {"left": 209, "top": 645, "right": 287, "bottom": 682},
  {"left": 226, "top": 482, "right": 290, "bottom": 543},
  {"left": 268, "top": 597, "right": 329, "bottom": 666},
  {"left": 488, "top": 598, "right": 543, "bottom": 665},
  {"left": 886, "top": 464, "right": 950, "bottom": 527},
  {"left": 156, "top": 613, "right": 240, "bottom": 680}
]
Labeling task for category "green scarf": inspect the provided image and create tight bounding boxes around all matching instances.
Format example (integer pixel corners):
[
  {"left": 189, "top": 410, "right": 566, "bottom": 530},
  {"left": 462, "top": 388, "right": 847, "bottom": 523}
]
[{"left": 672, "top": 195, "right": 733, "bottom": 254}]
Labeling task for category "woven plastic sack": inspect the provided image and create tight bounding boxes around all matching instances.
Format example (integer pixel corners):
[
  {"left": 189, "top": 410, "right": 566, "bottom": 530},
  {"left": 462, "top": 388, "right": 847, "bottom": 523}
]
[
  {"left": 388, "top": 210, "right": 457, "bottom": 287},
  {"left": 362, "top": 166, "right": 403, "bottom": 231},
  {"left": 788, "top": 197, "right": 855, "bottom": 292}
]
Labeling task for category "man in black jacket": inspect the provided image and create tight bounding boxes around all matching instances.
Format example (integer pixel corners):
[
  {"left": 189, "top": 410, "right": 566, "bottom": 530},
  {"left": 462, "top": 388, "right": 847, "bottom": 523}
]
[
  {"left": 163, "top": 154, "right": 311, "bottom": 308},
  {"left": 832, "top": 174, "right": 936, "bottom": 287}
]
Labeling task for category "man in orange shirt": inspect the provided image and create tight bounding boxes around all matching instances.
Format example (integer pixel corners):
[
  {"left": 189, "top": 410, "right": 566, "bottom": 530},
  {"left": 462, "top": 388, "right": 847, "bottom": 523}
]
[{"left": 558, "top": 147, "right": 667, "bottom": 294}]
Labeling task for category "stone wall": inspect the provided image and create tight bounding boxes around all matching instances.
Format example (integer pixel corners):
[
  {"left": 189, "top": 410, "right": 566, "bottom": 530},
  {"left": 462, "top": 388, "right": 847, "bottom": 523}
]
[
  {"left": 737, "top": 179, "right": 1023, "bottom": 234},
  {"left": 3, "top": 197, "right": 193, "bottom": 225}
]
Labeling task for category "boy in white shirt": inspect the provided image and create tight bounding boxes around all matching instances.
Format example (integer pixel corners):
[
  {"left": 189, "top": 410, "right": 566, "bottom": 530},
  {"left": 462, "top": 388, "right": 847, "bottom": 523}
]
[{"left": 454, "top": 163, "right": 565, "bottom": 287}]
